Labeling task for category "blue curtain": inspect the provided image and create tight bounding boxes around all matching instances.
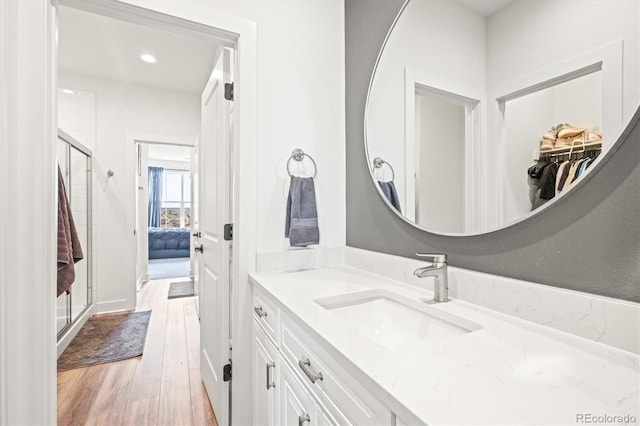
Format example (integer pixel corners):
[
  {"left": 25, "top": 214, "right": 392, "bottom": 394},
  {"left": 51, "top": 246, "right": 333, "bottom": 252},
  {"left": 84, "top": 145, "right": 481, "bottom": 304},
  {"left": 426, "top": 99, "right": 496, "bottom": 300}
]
[{"left": 148, "top": 167, "right": 164, "bottom": 227}]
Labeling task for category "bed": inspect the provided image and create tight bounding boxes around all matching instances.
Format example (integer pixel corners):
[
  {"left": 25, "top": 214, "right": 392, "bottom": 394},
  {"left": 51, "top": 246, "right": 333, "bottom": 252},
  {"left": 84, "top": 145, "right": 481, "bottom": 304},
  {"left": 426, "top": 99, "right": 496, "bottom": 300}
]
[{"left": 148, "top": 227, "right": 190, "bottom": 259}]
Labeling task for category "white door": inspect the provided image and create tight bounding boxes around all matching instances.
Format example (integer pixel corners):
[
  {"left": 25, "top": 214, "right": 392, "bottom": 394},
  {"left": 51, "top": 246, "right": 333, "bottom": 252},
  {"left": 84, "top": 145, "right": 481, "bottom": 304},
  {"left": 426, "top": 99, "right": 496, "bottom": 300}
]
[
  {"left": 190, "top": 143, "right": 201, "bottom": 316},
  {"left": 198, "top": 48, "right": 233, "bottom": 425}
]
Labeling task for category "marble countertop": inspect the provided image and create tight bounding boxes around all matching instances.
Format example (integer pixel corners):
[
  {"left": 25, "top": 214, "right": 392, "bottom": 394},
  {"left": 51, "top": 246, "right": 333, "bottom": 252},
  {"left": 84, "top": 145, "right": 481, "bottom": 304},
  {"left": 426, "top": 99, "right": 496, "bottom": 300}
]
[{"left": 249, "top": 266, "right": 640, "bottom": 425}]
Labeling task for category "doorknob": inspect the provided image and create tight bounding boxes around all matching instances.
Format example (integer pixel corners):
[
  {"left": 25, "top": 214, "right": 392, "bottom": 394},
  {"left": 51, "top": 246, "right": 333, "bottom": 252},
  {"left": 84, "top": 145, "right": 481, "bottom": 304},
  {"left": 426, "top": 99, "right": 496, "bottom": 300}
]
[
  {"left": 192, "top": 231, "right": 201, "bottom": 238},
  {"left": 194, "top": 244, "right": 203, "bottom": 253}
]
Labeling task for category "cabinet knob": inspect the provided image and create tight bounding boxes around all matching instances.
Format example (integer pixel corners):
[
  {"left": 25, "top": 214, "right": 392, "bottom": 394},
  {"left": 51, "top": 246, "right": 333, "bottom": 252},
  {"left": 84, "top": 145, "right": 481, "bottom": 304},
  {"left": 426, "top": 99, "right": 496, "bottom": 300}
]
[
  {"left": 254, "top": 306, "right": 268, "bottom": 318},
  {"left": 298, "top": 413, "right": 311, "bottom": 426}
]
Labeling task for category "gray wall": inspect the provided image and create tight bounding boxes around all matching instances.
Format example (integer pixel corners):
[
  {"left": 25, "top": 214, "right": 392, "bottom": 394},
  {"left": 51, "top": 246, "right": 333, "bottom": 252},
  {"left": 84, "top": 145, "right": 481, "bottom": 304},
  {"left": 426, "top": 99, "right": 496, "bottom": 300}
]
[{"left": 345, "top": 0, "right": 640, "bottom": 302}]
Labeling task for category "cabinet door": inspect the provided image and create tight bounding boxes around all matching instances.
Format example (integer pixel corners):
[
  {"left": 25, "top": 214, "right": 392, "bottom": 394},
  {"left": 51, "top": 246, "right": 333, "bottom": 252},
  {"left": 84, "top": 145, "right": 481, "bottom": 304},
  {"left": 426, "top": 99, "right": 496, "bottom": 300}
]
[
  {"left": 314, "top": 405, "right": 336, "bottom": 426},
  {"left": 254, "top": 325, "right": 279, "bottom": 426},
  {"left": 280, "top": 361, "right": 316, "bottom": 426}
]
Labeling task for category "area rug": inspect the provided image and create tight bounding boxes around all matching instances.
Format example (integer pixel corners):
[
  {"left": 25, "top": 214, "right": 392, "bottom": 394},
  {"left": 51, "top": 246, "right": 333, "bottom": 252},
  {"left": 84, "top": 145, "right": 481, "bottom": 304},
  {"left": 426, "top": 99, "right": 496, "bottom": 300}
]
[
  {"left": 57, "top": 310, "right": 152, "bottom": 372},
  {"left": 168, "top": 279, "right": 195, "bottom": 299}
]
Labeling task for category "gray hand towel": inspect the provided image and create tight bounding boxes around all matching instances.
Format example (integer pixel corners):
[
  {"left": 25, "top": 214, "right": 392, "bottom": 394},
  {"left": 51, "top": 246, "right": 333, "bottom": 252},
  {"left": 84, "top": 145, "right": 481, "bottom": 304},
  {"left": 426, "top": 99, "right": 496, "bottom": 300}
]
[
  {"left": 377, "top": 180, "right": 402, "bottom": 213},
  {"left": 285, "top": 176, "right": 319, "bottom": 247}
]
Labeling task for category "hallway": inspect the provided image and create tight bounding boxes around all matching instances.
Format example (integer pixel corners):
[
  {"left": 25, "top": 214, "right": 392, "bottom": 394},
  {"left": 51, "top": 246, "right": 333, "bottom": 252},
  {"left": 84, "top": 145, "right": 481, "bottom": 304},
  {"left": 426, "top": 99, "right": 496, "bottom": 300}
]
[{"left": 57, "top": 279, "right": 217, "bottom": 425}]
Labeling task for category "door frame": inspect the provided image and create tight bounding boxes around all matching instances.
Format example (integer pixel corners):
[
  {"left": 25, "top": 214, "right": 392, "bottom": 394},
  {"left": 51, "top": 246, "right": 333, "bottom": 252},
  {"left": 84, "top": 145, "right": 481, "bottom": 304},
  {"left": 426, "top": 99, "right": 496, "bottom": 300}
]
[
  {"left": 403, "top": 66, "right": 483, "bottom": 233},
  {"left": 130, "top": 135, "right": 195, "bottom": 293},
  {"left": 0, "top": 1, "right": 257, "bottom": 424},
  {"left": 0, "top": 1, "right": 58, "bottom": 423}
]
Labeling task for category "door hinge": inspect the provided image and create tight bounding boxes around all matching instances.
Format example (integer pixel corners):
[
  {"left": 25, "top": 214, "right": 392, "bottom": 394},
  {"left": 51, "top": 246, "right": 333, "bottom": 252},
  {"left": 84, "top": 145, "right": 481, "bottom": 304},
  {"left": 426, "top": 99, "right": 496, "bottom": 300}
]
[
  {"left": 223, "top": 363, "right": 232, "bottom": 381},
  {"left": 224, "top": 223, "right": 233, "bottom": 241},
  {"left": 224, "top": 82, "right": 234, "bottom": 101}
]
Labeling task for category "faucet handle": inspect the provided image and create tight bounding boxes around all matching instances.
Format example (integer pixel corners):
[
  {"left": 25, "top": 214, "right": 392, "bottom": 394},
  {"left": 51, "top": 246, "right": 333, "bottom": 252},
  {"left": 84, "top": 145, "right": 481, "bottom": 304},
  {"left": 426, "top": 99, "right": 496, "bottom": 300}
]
[{"left": 416, "top": 253, "right": 447, "bottom": 264}]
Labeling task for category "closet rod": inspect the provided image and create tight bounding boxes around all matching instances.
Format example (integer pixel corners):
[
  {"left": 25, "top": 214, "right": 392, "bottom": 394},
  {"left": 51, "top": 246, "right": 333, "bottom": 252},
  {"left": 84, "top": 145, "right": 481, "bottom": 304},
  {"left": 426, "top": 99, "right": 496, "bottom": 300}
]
[{"left": 539, "top": 147, "right": 601, "bottom": 159}]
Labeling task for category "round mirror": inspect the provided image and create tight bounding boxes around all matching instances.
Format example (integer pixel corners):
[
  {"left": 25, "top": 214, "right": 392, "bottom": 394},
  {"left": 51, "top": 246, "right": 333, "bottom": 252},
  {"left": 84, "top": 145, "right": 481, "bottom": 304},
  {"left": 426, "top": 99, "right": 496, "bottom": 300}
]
[{"left": 365, "top": 0, "right": 640, "bottom": 235}]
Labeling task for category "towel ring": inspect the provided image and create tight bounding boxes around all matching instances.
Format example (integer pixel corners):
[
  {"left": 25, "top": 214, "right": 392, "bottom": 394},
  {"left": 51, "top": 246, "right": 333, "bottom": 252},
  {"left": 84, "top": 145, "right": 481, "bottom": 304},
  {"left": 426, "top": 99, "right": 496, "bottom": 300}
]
[
  {"left": 287, "top": 148, "right": 317, "bottom": 178},
  {"left": 372, "top": 157, "right": 395, "bottom": 182}
]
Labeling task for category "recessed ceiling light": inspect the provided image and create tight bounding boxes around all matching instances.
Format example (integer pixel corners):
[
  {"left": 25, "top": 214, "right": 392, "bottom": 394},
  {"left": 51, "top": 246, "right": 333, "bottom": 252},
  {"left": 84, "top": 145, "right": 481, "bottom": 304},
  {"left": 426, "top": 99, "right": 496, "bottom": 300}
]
[
  {"left": 61, "top": 89, "right": 75, "bottom": 95},
  {"left": 140, "top": 54, "right": 157, "bottom": 64}
]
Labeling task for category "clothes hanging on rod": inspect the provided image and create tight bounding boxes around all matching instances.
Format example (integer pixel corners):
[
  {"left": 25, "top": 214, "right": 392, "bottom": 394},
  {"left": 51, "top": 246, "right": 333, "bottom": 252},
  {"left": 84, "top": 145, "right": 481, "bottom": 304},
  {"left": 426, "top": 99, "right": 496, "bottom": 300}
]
[
  {"left": 527, "top": 145, "right": 600, "bottom": 210},
  {"left": 57, "top": 165, "right": 84, "bottom": 296}
]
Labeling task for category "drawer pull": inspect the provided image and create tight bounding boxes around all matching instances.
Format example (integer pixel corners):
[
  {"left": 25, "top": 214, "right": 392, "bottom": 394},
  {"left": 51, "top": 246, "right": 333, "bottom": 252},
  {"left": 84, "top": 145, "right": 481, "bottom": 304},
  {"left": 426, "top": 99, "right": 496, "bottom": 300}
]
[
  {"left": 298, "top": 358, "right": 323, "bottom": 384},
  {"left": 254, "top": 306, "right": 268, "bottom": 318},
  {"left": 266, "top": 361, "right": 276, "bottom": 389},
  {"left": 298, "top": 413, "right": 311, "bottom": 426}
]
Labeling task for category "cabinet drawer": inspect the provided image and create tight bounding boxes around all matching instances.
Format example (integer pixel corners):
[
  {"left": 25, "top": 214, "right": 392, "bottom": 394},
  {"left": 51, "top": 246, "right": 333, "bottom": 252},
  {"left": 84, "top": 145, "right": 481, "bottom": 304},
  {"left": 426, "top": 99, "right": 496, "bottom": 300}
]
[
  {"left": 253, "top": 290, "right": 279, "bottom": 345},
  {"left": 281, "top": 315, "right": 390, "bottom": 426},
  {"left": 281, "top": 358, "right": 351, "bottom": 426}
]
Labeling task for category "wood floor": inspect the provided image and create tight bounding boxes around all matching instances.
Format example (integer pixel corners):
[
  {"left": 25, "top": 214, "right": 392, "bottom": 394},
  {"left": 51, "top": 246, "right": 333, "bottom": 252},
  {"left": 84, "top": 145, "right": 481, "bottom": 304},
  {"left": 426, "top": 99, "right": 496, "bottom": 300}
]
[{"left": 57, "top": 278, "right": 218, "bottom": 426}]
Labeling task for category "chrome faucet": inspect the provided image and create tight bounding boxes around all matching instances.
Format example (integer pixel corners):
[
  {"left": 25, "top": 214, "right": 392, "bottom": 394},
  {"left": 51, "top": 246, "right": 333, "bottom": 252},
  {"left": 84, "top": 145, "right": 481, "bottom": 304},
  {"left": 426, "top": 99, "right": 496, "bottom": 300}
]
[{"left": 413, "top": 253, "right": 449, "bottom": 302}]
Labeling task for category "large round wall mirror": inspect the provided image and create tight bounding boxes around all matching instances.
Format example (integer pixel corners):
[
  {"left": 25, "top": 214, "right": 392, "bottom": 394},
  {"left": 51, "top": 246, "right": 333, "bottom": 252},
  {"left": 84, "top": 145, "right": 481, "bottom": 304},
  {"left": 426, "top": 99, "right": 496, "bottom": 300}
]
[{"left": 365, "top": 0, "right": 640, "bottom": 235}]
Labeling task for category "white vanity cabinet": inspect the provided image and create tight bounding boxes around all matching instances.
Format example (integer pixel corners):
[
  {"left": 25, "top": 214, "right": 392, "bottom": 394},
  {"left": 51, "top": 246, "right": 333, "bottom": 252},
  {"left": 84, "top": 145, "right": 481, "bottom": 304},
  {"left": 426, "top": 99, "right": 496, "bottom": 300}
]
[{"left": 252, "top": 286, "right": 395, "bottom": 426}]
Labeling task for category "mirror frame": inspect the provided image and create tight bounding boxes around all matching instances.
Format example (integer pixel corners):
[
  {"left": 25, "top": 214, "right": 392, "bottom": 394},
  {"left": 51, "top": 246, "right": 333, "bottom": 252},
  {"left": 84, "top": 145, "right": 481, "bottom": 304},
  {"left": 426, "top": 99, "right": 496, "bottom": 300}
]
[{"left": 364, "top": 0, "right": 634, "bottom": 237}]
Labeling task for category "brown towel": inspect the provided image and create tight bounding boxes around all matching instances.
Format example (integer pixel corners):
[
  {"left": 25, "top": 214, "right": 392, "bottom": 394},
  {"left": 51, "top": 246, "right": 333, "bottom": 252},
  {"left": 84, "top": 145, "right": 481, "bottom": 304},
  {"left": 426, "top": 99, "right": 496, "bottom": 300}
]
[{"left": 57, "top": 166, "right": 83, "bottom": 296}]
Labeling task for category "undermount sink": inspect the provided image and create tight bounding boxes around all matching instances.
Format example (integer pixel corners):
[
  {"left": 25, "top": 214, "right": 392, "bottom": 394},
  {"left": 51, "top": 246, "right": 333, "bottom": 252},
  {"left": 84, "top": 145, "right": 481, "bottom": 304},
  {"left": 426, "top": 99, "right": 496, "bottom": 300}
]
[{"left": 314, "top": 289, "right": 482, "bottom": 350}]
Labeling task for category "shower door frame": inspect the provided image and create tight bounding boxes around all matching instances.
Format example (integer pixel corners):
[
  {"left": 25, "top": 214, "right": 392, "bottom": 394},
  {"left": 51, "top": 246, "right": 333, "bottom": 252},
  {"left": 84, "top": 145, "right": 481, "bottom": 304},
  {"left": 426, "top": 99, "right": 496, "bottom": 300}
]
[{"left": 56, "top": 129, "right": 94, "bottom": 349}]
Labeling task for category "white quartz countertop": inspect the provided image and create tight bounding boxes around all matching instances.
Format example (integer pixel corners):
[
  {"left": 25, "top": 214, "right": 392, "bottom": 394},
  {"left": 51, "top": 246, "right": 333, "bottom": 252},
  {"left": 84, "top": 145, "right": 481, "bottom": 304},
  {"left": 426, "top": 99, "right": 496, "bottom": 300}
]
[{"left": 249, "top": 266, "right": 640, "bottom": 426}]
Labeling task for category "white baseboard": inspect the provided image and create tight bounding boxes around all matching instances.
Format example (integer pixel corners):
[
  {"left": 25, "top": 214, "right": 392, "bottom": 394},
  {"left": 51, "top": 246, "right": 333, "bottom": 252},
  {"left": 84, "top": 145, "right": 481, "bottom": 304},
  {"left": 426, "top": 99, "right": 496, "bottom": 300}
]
[
  {"left": 56, "top": 305, "right": 94, "bottom": 358},
  {"left": 96, "top": 299, "right": 133, "bottom": 314},
  {"left": 136, "top": 273, "right": 149, "bottom": 292}
]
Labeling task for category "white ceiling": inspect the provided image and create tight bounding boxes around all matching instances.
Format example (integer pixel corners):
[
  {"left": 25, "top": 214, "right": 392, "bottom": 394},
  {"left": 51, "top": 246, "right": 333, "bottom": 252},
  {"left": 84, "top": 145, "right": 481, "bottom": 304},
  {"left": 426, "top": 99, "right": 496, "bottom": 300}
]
[
  {"left": 58, "top": 6, "right": 219, "bottom": 94},
  {"left": 148, "top": 144, "right": 192, "bottom": 162},
  {"left": 455, "top": 0, "right": 515, "bottom": 17}
]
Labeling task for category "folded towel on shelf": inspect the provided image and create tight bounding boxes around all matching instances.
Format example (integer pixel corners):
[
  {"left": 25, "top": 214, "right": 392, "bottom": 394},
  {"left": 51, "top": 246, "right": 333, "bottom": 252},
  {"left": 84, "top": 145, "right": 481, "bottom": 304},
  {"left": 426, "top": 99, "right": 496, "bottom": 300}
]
[
  {"left": 285, "top": 176, "right": 319, "bottom": 247},
  {"left": 57, "top": 166, "right": 84, "bottom": 297},
  {"left": 377, "top": 180, "right": 402, "bottom": 213}
]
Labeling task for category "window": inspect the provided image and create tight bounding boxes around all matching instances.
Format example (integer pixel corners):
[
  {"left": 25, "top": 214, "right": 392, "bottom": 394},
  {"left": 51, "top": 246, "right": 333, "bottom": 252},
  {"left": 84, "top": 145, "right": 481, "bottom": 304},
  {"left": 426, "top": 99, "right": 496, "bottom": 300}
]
[{"left": 160, "top": 170, "right": 191, "bottom": 228}]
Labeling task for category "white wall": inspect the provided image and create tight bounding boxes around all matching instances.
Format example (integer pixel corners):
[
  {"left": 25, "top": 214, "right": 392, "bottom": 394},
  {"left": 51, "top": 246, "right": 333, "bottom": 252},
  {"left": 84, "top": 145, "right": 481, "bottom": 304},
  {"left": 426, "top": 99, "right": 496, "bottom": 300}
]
[
  {"left": 59, "top": 71, "right": 200, "bottom": 313},
  {"left": 367, "top": 0, "right": 485, "bottom": 222},
  {"left": 202, "top": 1, "right": 346, "bottom": 267},
  {"left": 59, "top": 88, "right": 96, "bottom": 149}
]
